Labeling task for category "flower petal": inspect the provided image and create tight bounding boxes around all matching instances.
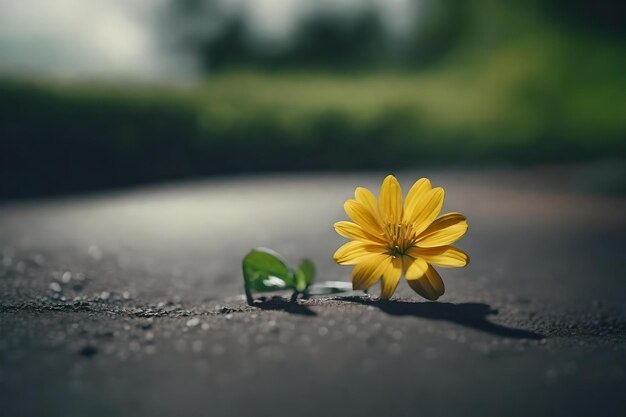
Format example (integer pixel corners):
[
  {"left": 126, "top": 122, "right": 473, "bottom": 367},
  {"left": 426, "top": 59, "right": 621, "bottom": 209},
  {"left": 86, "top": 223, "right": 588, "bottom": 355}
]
[
  {"left": 406, "top": 265, "right": 445, "bottom": 300},
  {"left": 403, "top": 178, "right": 431, "bottom": 220},
  {"left": 379, "top": 175, "right": 403, "bottom": 225},
  {"left": 355, "top": 187, "right": 381, "bottom": 221},
  {"left": 416, "top": 212, "right": 468, "bottom": 248},
  {"left": 334, "top": 241, "right": 386, "bottom": 265},
  {"left": 333, "top": 221, "right": 385, "bottom": 243},
  {"left": 351, "top": 254, "right": 392, "bottom": 290},
  {"left": 402, "top": 255, "right": 429, "bottom": 280},
  {"left": 405, "top": 187, "right": 445, "bottom": 235},
  {"left": 380, "top": 257, "right": 403, "bottom": 300},
  {"left": 344, "top": 200, "right": 383, "bottom": 236},
  {"left": 408, "top": 246, "right": 469, "bottom": 268}
]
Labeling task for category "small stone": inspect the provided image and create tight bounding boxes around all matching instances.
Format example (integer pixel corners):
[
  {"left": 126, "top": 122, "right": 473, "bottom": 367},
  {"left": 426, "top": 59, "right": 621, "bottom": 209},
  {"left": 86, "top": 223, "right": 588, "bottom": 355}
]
[
  {"left": 145, "top": 332, "right": 155, "bottom": 342},
  {"left": 186, "top": 318, "right": 200, "bottom": 327},
  {"left": 49, "top": 282, "right": 62, "bottom": 293},
  {"left": 122, "top": 291, "right": 131, "bottom": 300},
  {"left": 99, "top": 291, "right": 110, "bottom": 300},
  {"left": 61, "top": 272, "right": 72, "bottom": 283}
]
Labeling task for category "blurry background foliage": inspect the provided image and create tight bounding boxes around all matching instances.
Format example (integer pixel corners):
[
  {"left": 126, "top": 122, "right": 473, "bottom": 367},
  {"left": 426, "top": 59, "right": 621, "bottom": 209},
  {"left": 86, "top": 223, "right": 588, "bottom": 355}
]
[{"left": 1, "top": 0, "right": 625, "bottom": 198}]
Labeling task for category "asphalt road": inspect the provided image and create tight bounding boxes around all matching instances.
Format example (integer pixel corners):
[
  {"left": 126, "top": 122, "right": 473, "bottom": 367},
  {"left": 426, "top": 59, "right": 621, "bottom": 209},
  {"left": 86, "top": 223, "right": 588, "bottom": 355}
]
[{"left": 1, "top": 166, "right": 625, "bottom": 417}]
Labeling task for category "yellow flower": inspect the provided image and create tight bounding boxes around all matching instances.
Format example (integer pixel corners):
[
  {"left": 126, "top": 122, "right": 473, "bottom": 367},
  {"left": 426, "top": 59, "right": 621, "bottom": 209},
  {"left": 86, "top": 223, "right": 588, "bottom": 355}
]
[{"left": 333, "top": 175, "right": 469, "bottom": 301}]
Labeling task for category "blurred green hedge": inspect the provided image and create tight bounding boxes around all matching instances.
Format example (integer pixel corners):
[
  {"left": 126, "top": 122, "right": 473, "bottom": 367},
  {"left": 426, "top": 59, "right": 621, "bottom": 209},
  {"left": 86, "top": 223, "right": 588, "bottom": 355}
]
[{"left": 2, "top": 37, "right": 625, "bottom": 198}]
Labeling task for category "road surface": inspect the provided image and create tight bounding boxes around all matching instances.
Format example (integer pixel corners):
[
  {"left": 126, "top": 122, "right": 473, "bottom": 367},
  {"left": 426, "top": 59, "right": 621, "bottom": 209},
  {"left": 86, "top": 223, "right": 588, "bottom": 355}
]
[{"left": 1, "top": 166, "right": 625, "bottom": 416}]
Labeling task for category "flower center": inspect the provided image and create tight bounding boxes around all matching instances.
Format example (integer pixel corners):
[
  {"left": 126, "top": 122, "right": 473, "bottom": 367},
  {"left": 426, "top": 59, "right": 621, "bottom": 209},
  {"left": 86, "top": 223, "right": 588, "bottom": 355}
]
[{"left": 384, "top": 222, "right": 418, "bottom": 257}]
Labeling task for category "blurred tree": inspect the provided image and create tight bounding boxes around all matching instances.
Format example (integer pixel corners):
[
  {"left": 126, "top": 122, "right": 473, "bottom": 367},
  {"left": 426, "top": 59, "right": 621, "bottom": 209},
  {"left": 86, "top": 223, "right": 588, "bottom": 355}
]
[
  {"left": 165, "top": 0, "right": 468, "bottom": 72},
  {"left": 403, "top": 0, "right": 470, "bottom": 67},
  {"left": 201, "top": 17, "right": 252, "bottom": 70},
  {"left": 163, "top": 0, "right": 623, "bottom": 72},
  {"left": 197, "top": 7, "right": 389, "bottom": 72},
  {"left": 280, "top": 9, "right": 387, "bottom": 70}
]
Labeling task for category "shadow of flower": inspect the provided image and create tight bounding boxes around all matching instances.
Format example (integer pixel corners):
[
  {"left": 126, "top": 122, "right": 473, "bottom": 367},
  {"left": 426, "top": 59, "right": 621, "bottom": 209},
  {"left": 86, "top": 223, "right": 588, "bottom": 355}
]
[{"left": 341, "top": 297, "right": 543, "bottom": 339}]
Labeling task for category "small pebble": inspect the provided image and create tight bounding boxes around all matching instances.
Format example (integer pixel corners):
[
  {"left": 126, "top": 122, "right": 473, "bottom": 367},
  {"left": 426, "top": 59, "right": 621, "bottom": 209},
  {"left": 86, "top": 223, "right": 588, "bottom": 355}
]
[
  {"left": 49, "top": 282, "right": 62, "bottom": 293},
  {"left": 186, "top": 318, "right": 200, "bottom": 327}
]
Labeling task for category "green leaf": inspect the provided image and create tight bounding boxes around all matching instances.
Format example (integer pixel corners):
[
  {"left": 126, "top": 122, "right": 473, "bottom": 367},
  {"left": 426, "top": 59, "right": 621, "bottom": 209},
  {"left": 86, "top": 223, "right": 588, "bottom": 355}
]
[
  {"left": 242, "top": 248, "right": 295, "bottom": 293},
  {"left": 306, "top": 281, "right": 354, "bottom": 296},
  {"left": 298, "top": 259, "right": 315, "bottom": 285},
  {"left": 293, "top": 259, "right": 315, "bottom": 293}
]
